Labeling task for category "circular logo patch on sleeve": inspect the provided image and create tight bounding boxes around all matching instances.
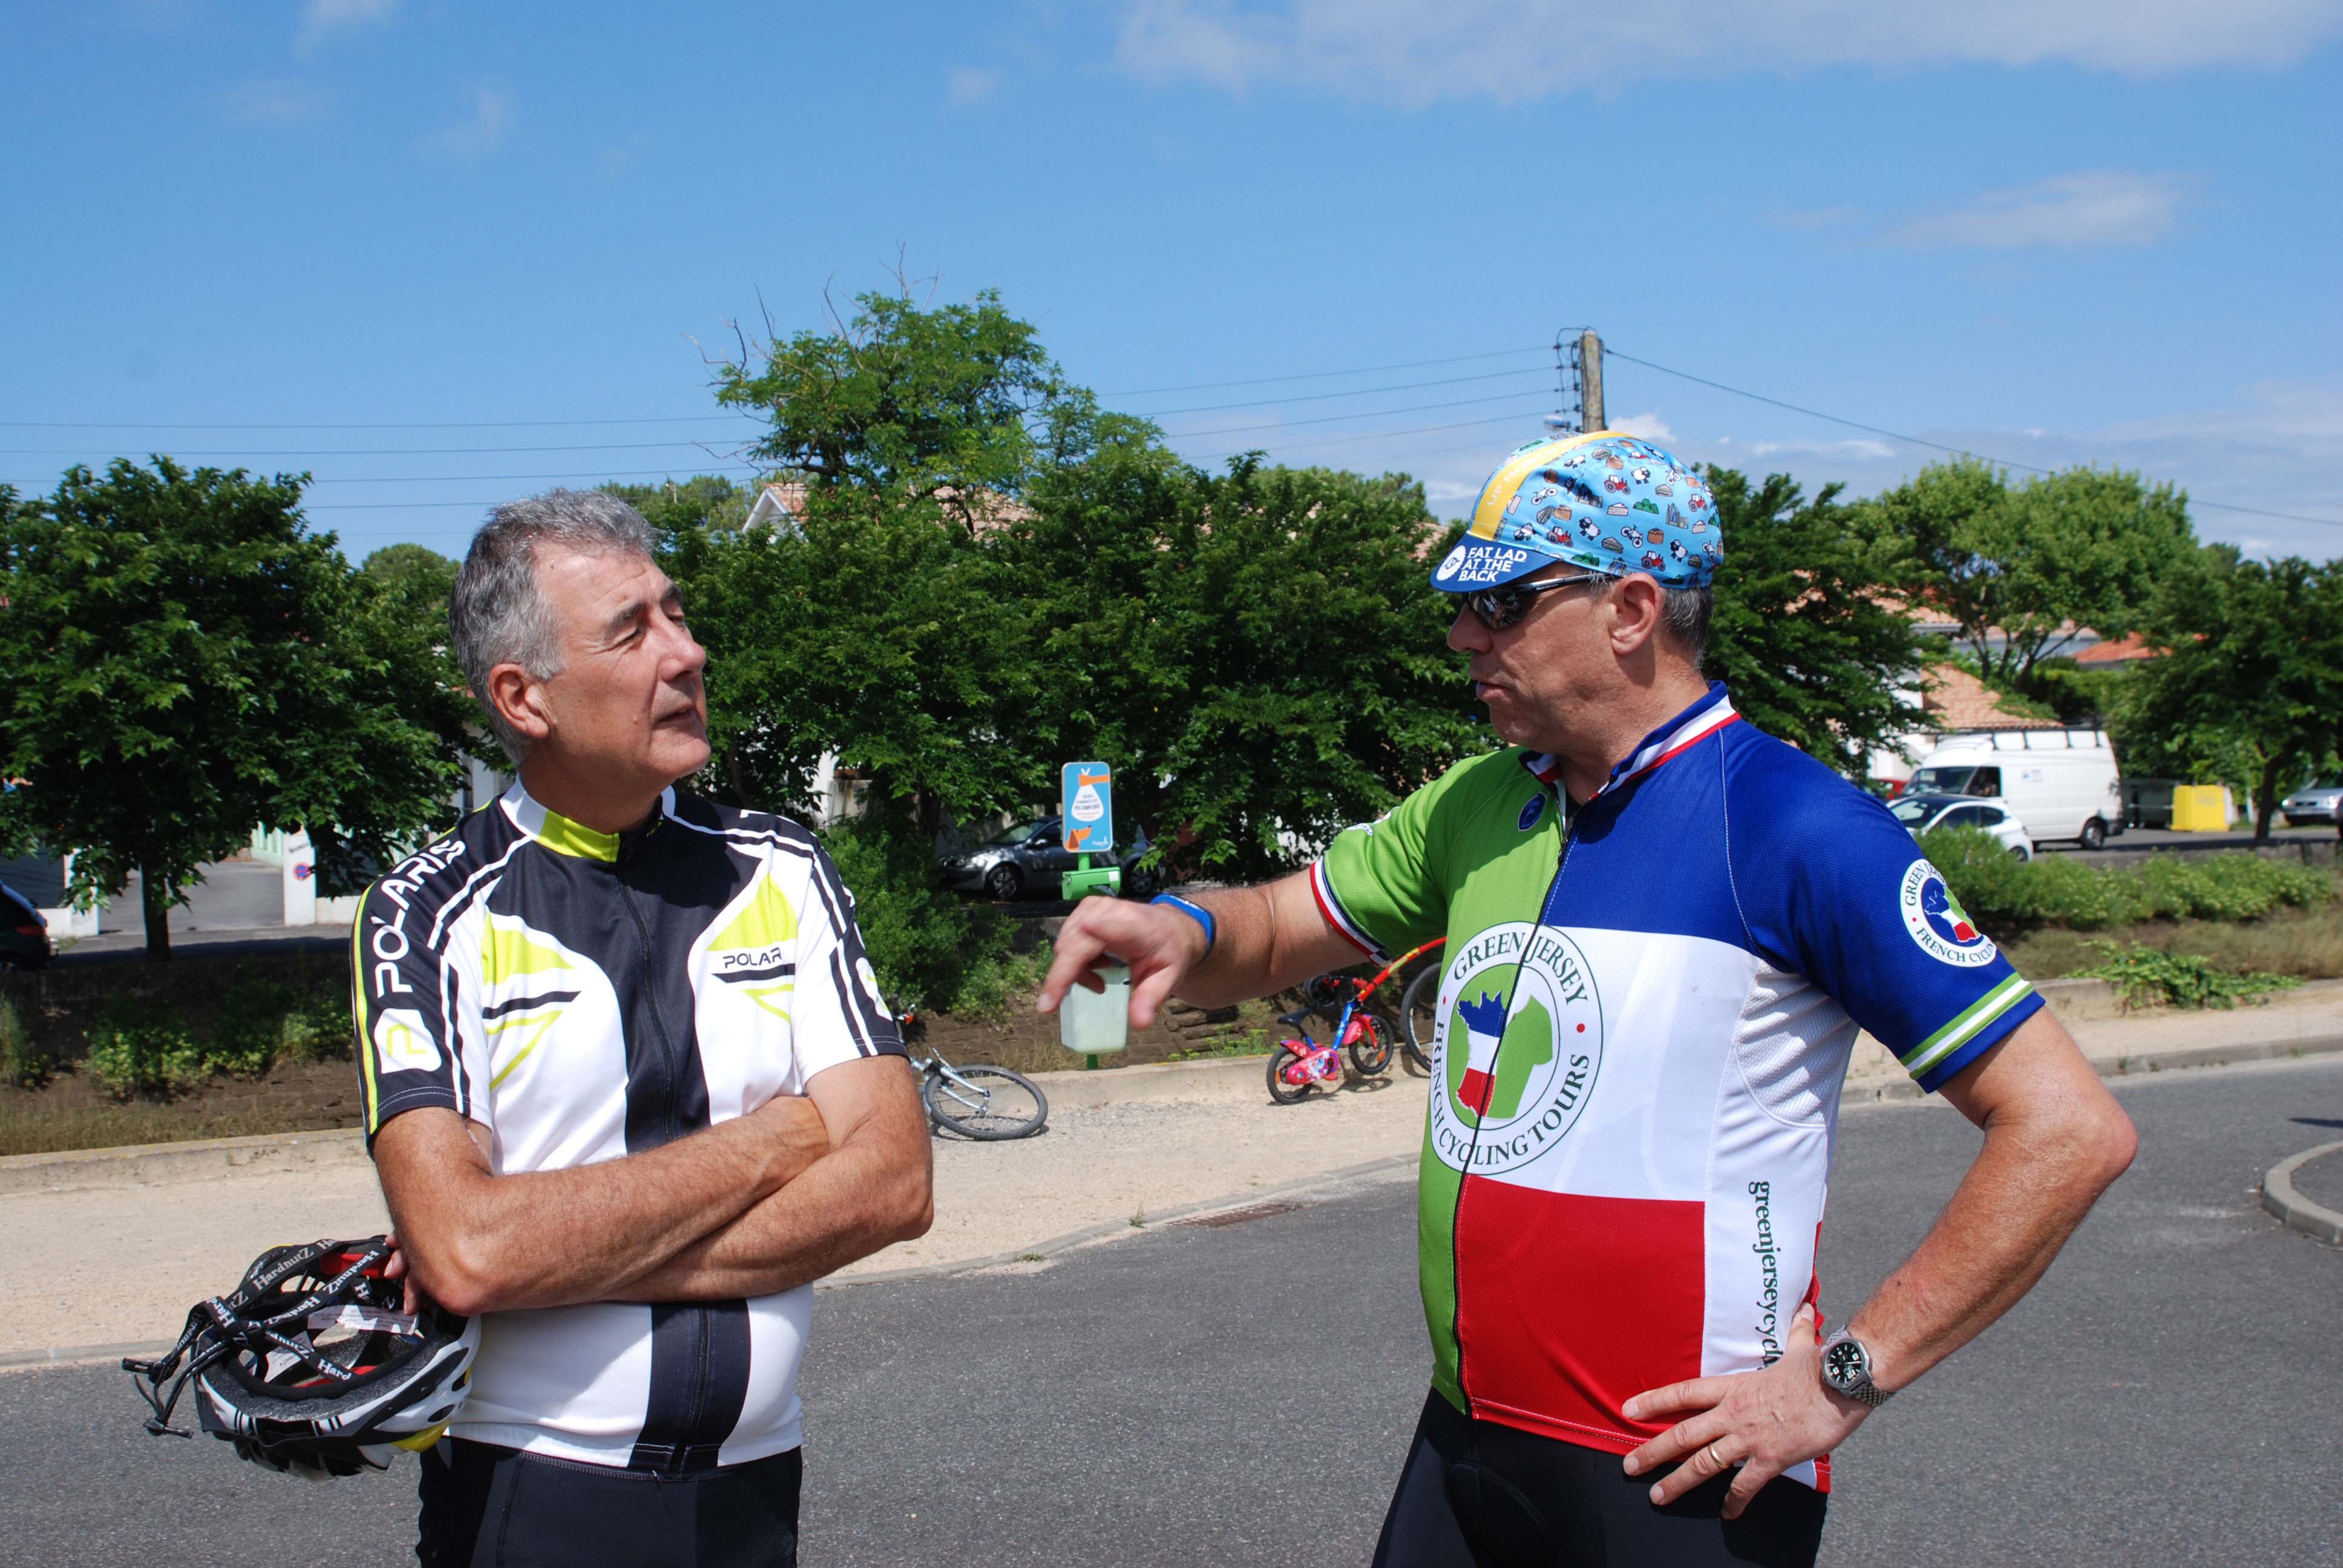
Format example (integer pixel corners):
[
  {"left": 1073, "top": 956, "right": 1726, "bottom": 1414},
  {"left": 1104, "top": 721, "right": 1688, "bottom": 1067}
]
[{"left": 1901, "top": 861, "right": 1997, "bottom": 966}]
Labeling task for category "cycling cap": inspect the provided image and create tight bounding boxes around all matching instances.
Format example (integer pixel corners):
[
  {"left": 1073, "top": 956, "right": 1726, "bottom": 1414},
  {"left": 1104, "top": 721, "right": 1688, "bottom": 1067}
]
[
  {"left": 1431, "top": 431, "right": 1722, "bottom": 592},
  {"left": 125, "top": 1236, "right": 477, "bottom": 1480}
]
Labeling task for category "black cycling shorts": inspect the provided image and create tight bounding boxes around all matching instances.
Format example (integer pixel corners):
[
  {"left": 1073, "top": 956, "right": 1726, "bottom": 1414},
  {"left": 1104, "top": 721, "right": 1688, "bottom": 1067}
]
[
  {"left": 1371, "top": 1390, "right": 1827, "bottom": 1568},
  {"left": 416, "top": 1437, "right": 801, "bottom": 1568}
]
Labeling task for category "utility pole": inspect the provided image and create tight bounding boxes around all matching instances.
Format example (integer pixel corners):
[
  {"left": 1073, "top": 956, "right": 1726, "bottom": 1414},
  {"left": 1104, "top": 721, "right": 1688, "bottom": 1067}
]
[{"left": 1576, "top": 329, "right": 1605, "bottom": 433}]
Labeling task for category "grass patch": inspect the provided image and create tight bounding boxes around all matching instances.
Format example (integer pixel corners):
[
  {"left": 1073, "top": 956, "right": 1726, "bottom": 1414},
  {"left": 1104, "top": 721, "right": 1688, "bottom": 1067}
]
[
  {"left": 2074, "top": 942, "right": 2301, "bottom": 1010},
  {"left": 2004, "top": 902, "right": 2343, "bottom": 983},
  {"left": 0, "top": 1100, "right": 315, "bottom": 1158}
]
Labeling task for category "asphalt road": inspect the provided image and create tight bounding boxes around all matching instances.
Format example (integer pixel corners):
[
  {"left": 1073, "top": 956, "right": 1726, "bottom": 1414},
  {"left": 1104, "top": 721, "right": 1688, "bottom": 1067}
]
[{"left": 5, "top": 1059, "right": 2338, "bottom": 1567}]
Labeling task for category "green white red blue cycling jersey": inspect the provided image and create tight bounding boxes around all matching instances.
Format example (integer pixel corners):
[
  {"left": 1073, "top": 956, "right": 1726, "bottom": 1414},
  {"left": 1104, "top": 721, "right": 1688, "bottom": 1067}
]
[{"left": 1313, "top": 683, "right": 2040, "bottom": 1489}]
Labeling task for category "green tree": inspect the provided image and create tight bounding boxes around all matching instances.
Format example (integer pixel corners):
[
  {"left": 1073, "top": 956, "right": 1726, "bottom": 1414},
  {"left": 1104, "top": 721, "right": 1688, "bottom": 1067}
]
[
  {"left": 1861, "top": 460, "right": 2194, "bottom": 693},
  {"left": 0, "top": 459, "right": 470, "bottom": 959},
  {"left": 715, "top": 287, "right": 1113, "bottom": 534},
  {"left": 2121, "top": 547, "right": 2343, "bottom": 842},
  {"left": 1011, "top": 449, "right": 1484, "bottom": 881},
  {"left": 599, "top": 476, "right": 752, "bottom": 541},
  {"left": 1700, "top": 468, "right": 1936, "bottom": 777}
]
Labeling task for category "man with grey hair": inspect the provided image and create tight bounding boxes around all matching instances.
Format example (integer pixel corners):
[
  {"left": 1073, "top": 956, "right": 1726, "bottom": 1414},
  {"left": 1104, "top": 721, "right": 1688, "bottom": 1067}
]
[
  {"left": 1043, "top": 433, "right": 2134, "bottom": 1566},
  {"left": 354, "top": 489, "right": 931, "bottom": 1567}
]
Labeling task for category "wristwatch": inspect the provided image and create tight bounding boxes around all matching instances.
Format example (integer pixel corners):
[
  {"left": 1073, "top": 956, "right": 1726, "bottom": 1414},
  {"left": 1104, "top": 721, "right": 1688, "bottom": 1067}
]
[{"left": 1818, "top": 1330, "right": 1894, "bottom": 1409}]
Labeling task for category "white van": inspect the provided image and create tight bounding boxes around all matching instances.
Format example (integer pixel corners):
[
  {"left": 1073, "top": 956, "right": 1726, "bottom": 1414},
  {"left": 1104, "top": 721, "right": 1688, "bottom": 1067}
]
[{"left": 1904, "top": 728, "right": 2124, "bottom": 850}]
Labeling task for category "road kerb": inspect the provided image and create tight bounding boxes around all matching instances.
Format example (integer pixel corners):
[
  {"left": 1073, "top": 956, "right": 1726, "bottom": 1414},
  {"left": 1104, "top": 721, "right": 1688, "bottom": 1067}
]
[
  {"left": 2261, "top": 1140, "right": 2343, "bottom": 1246},
  {"left": 825, "top": 1151, "right": 1420, "bottom": 1288}
]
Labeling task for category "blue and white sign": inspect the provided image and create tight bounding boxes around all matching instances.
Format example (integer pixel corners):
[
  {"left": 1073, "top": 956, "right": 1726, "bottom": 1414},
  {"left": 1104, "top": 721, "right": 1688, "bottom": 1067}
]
[{"left": 1061, "top": 762, "right": 1114, "bottom": 855}]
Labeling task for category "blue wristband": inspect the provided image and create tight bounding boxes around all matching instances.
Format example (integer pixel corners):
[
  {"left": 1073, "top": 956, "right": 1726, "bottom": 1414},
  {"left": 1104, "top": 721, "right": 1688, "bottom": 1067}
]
[{"left": 1150, "top": 893, "right": 1216, "bottom": 958}]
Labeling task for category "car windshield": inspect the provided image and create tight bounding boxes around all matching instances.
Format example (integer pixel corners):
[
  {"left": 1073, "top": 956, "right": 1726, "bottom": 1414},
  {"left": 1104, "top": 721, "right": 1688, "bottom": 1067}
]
[
  {"left": 982, "top": 820, "right": 1054, "bottom": 848},
  {"left": 1889, "top": 796, "right": 1947, "bottom": 825},
  {"left": 1909, "top": 765, "right": 2002, "bottom": 797}
]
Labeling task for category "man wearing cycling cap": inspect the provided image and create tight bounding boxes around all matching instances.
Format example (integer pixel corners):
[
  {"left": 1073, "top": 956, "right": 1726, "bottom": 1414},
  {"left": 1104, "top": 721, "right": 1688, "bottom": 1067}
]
[{"left": 1044, "top": 431, "right": 2136, "bottom": 1566}]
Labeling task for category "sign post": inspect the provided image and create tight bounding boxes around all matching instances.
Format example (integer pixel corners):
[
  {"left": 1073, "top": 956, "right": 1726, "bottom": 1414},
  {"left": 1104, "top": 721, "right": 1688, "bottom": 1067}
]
[
  {"left": 1058, "top": 761, "right": 1120, "bottom": 902},
  {"left": 1057, "top": 762, "right": 1124, "bottom": 1068}
]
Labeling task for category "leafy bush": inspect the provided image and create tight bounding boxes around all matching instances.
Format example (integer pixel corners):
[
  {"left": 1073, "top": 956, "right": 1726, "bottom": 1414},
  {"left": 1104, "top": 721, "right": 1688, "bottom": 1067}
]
[
  {"left": 86, "top": 996, "right": 206, "bottom": 1099},
  {"left": 286, "top": 987, "right": 355, "bottom": 1061},
  {"left": 208, "top": 971, "right": 298, "bottom": 1076},
  {"left": 2078, "top": 942, "right": 2302, "bottom": 1010},
  {"left": 1922, "top": 829, "right": 2335, "bottom": 936},
  {"left": 821, "top": 812, "right": 1017, "bottom": 1014},
  {"left": 1, "top": 995, "right": 48, "bottom": 1088}
]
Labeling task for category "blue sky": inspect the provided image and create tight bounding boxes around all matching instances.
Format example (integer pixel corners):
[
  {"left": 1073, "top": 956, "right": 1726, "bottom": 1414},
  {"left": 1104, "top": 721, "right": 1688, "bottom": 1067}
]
[{"left": 4, "top": 0, "right": 2339, "bottom": 561}]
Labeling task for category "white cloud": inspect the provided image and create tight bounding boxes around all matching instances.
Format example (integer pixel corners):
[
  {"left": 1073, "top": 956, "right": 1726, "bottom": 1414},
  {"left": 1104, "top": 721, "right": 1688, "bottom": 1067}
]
[
  {"left": 1114, "top": 0, "right": 2343, "bottom": 105},
  {"left": 948, "top": 66, "right": 1001, "bottom": 107},
  {"left": 1886, "top": 170, "right": 2188, "bottom": 249},
  {"left": 1610, "top": 411, "right": 1673, "bottom": 441},
  {"left": 415, "top": 82, "right": 512, "bottom": 158},
  {"left": 219, "top": 78, "right": 327, "bottom": 125},
  {"left": 298, "top": 0, "right": 397, "bottom": 52}
]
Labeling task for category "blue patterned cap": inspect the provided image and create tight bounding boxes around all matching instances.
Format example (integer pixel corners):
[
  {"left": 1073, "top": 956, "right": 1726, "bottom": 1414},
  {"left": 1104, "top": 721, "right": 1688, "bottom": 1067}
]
[{"left": 1430, "top": 431, "right": 1722, "bottom": 592}]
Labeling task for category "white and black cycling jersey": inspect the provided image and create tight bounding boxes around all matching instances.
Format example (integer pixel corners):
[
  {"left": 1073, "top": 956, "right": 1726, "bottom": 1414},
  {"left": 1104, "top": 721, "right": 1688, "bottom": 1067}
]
[{"left": 353, "top": 782, "right": 904, "bottom": 1472}]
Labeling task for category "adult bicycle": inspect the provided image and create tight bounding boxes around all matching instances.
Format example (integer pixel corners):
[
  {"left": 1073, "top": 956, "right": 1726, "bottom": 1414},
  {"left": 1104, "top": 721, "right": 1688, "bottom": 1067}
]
[{"left": 897, "top": 1011, "right": 1049, "bottom": 1140}]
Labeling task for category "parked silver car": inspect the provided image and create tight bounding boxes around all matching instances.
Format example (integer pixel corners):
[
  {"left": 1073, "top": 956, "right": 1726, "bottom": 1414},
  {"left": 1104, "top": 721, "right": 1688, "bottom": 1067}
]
[
  {"left": 2280, "top": 782, "right": 2341, "bottom": 826},
  {"left": 939, "top": 817, "right": 1157, "bottom": 902}
]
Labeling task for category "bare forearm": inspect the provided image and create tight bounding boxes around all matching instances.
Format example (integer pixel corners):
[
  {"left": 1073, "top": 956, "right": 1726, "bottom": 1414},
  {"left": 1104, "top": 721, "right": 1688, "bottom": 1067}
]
[
  {"left": 1852, "top": 1086, "right": 2132, "bottom": 1388},
  {"left": 621, "top": 1129, "right": 932, "bottom": 1299},
  {"left": 378, "top": 1104, "right": 822, "bottom": 1316},
  {"left": 1173, "top": 874, "right": 1357, "bottom": 1009}
]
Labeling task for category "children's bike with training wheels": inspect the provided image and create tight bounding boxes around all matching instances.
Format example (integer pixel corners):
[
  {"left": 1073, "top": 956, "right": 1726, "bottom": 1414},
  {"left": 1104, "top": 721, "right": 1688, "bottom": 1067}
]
[{"left": 1265, "top": 974, "right": 1396, "bottom": 1105}]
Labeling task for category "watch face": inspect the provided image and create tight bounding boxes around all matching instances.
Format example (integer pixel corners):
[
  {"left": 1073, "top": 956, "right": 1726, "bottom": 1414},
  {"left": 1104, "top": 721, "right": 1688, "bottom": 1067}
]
[{"left": 1823, "top": 1338, "right": 1868, "bottom": 1389}]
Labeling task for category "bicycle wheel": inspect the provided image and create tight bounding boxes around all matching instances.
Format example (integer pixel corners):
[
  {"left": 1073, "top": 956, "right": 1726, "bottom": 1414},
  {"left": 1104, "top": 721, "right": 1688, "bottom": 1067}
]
[
  {"left": 1265, "top": 1046, "right": 1316, "bottom": 1105},
  {"left": 1399, "top": 964, "right": 1440, "bottom": 1075},
  {"left": 923, "top": 1065, "right": 1049, "bottom": 1140},
  {"left": 1346, "top": 1011, "right": 1396, "bottom": 1077}
]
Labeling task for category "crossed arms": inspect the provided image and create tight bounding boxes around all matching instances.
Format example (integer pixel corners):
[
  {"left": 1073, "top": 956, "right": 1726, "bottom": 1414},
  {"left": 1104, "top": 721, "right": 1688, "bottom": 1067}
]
[{"left": 373, "top": 1054, "right": 933, "bottom": 1318}]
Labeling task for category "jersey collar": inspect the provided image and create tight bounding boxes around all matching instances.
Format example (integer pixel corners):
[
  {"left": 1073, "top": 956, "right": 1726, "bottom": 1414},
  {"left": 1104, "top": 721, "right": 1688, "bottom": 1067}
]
[
  {"left": 501, "top": 781, "right": 678, "bottom": 862},
  {"left": 1521, "top": 681, "right": 1740, "bottom": 803}
]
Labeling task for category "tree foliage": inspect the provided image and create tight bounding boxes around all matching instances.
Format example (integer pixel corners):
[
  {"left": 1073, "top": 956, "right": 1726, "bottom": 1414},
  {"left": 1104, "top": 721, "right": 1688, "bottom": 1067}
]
[
  {"left": 1700, "top": 468, "right": 1935, "bottom": 776},
  {"left": 1860, "top": 459, "right": 2194, "bottom": 691},
  {"left": 2120, "top": 547, "right": 2343, "bottom": 841},
  {"left": 715, "top": 287, "right": 1116, "bottom": 534},
  {"left": 0, "top": 460, "right": 472, "bottom": 958}
]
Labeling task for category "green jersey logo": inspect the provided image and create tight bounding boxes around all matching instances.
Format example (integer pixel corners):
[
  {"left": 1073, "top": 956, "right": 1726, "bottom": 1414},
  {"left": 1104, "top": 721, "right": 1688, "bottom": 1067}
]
[{"left": 1427, "top": 921, "right": 1605, "bottom": 1175}]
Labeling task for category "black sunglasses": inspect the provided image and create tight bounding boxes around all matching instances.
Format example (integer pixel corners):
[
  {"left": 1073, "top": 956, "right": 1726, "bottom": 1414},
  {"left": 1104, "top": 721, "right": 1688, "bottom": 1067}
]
[{"left": 1456, "top": 572, "right": 1608, "bottom": 632}]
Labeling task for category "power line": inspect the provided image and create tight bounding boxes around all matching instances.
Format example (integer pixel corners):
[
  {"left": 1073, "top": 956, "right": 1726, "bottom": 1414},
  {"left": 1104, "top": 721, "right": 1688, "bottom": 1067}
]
[
  {"left": 1184, "top": 407, "right": 1550, "bottom": 463},
  {"left": 1102, "top": 347, "right": 1545, "bottom": 398},
  {"left": 0, "top": 439, "right": 747, "bottom": 459},
  {"left": 0, "top": 347, "right": 1549, "bottom": 433},
  {"left": 0, "top": 414, "right": 751, "bottom": 432},
  {"left": 304, "top": 464, "right": 763, "bottom": 486},
  {"left": 1604, "top": 347, "right": 2343, "bottom": 532},
  {"left": 1164, "top": 390, "right": 1552, "bottom": 441},
  {"left": 1130, "top": 366, "right": 1547, "bottom": 416}
]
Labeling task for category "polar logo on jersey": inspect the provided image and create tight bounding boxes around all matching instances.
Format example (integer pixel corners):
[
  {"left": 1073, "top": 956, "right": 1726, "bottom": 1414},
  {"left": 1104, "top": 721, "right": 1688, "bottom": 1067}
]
[
  {"left": 1516, "top": 794, "right": 1545, "bottom": 832},
  {"left": 1901, "top": 860, "right": 1996, "bottom": 967},
  {"left": 1427, "top": 922, "right": 1603, "bottom": 1175},
  {"left": 372, "top": 1008, "right": 442, "bottom": 1076},
  {"left": 1435, "top": 545, "right": 1466, "bottom": 582}
]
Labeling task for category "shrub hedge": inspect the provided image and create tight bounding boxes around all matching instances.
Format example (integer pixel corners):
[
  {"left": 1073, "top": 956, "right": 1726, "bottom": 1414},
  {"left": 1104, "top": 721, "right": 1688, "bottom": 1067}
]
[
  {"left": 1921, "top": 828, "right": 2336, "bottom": 937},
  {"left": 84, "top": 971, "right": 352, "bottom": 1100}
]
